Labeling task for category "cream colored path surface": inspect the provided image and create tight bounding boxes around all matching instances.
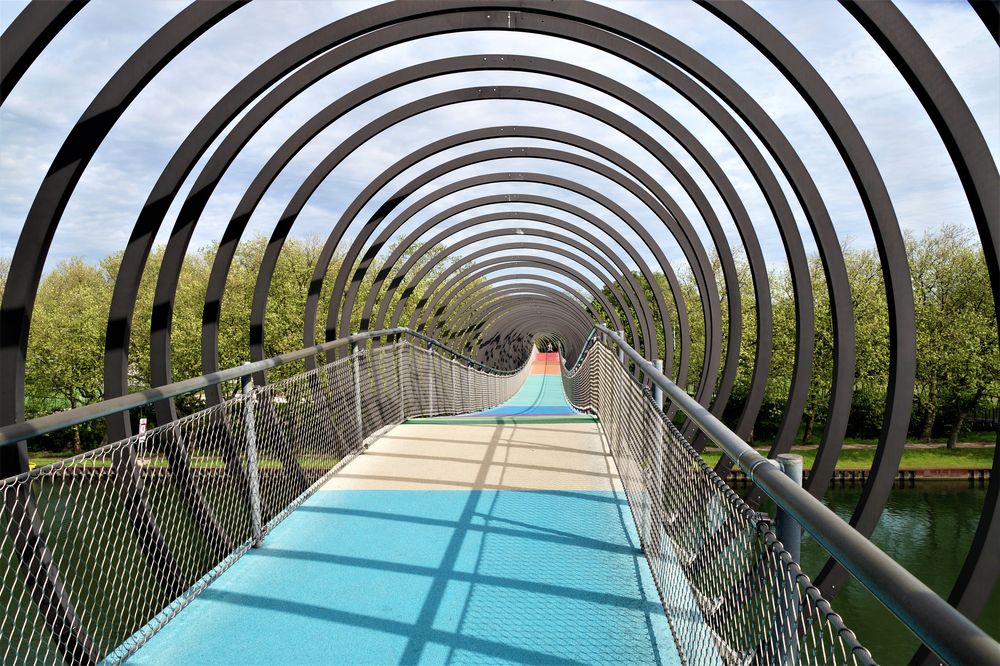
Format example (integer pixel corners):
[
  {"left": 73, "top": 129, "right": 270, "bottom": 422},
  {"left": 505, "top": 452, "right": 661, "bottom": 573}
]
[{"left": 320, "top": 421, "right": 623, "bottom": 491}]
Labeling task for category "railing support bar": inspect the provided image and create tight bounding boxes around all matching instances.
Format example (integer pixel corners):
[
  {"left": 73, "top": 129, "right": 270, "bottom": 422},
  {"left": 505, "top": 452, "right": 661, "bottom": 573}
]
[
  {"left": 426, "top": 341, "right": 435, "bottom": 415},
  {"left": 775, "top": 455, "right": 803, "bottom": 666},
  {"left": 776, "top": 453, "right": 803, "bottom": 563},
  {"left": 0, "top": 327, "right": 517, "bottom": 449},
  {"left": 352, "top": 343, "right": 364, "bottom": 443},
  {"left": 653, "top": 359, "right": 665, "bottom": 522},
  {"left": 466, "top": 359, "right": 473, "bottom": 412},
  {"left": 241, "top": 370, "right": 262, "bottom": 547},
  {"left": 397, "top": 343, "right": 406, "bottom": 422}
]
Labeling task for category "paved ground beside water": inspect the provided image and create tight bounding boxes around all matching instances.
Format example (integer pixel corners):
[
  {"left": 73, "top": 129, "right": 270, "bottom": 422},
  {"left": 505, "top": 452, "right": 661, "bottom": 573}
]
[{"left": 131, "top": 352, "right": 678, "bottom": 665}]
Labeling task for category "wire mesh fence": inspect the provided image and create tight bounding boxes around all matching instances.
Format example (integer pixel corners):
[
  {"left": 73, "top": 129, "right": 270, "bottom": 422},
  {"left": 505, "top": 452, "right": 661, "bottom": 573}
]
[
  {"left": 0, "top": 340, "right": 527, "bottom": 665},
  {"left": 562, "top": 341, "right": 875, "bottom": 666}
]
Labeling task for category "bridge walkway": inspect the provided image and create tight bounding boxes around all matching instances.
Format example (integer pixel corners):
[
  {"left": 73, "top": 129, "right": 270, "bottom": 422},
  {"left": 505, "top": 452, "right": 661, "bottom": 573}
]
[{"left": 131, "top": 353, "right": 679, "bottom": 664}]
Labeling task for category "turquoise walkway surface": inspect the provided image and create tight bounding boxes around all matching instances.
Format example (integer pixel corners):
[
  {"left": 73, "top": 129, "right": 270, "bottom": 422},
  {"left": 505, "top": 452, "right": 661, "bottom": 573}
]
[
  {"left": 452, "top": 353, "right": 582, "bottom": 418},
  {"left": 131, "top": 490, "right": 676, "bottom": 665},
  {"left": 131, "top": 352, "right": 679, "bottom": 664},
  {"left": 469, "top": 375, "right": 577, "bottom": 417}
]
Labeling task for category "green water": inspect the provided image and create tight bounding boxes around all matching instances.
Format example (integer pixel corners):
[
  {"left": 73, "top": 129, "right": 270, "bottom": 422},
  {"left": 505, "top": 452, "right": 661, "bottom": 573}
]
[{"left": 798, "top": 481, "right": 999, "bottom": 664}]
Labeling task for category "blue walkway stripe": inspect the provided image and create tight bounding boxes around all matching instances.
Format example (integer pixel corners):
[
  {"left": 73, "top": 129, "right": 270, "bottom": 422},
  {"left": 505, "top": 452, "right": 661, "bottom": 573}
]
[
  {"left": 131, "top": 353, "right": 680, "bottom": 664},
  {"left": 432, "top": 358, "right": 585, "bottom": 420},
  {"left": 131, "top": 489, "right": 678, "bottom": 665}
]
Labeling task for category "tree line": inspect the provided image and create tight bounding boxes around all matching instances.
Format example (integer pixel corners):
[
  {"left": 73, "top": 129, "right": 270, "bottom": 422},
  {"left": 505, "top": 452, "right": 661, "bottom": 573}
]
[
  {"left": 0, "top": 236, "right": 460, "bottom": 453},
  {"left": 603, "top": 225, "right": 998, "bottom": 447},
  {"left": 1, "top": 225, "right": 996, "bottom": 453}
]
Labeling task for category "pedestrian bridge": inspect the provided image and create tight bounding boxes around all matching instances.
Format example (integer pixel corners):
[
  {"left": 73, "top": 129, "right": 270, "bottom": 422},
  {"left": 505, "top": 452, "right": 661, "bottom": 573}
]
[
  {"left": 3, "top": 328, "right": 996, "bottom": 665},
  {"left": 1, "top": 1, "right": 998, "bottom": 664},
  {"left": 130, "top": 352, "right": 676, "bottom": 665}
]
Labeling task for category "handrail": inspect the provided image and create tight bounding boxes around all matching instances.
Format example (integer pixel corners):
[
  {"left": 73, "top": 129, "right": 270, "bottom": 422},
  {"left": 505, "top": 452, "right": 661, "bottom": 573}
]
[
  {"left": 0, "top": 327, "right": 505, "bottom": 447},
  {"left": 589, "top": 324, "right": 1000, "bottom": 666}
]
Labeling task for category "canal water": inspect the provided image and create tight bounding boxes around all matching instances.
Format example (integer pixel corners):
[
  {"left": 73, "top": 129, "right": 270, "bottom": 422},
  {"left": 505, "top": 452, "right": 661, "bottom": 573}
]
[{"left": 798, "top": 481, "right": 999, "bottom": 664}]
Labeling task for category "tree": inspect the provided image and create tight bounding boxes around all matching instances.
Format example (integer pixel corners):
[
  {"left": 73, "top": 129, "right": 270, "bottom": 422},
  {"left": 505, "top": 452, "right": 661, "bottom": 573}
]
[
  {"left": 718, "top": 250, "right": 759, "bottom": 423},
  {"left": 845, "top": 247, "right": 890, "bottom": 439},
  {"left": 909, "top": 226, "right": 998, "bottom": 446},
  {"left": 25, "top": 257, "right": 111, "bottom": 452},
  {"left": 0, "top": 255, "right": 10, "bottom": 294},
  {"left": 16, "top": 229, "right": 998, "bottom": 456}
]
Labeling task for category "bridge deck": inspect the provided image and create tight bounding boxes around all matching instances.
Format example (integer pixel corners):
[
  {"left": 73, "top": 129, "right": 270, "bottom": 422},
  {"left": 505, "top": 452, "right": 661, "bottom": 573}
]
[{"left": 132, "top": 353, "right": 679, "bottom": 665}]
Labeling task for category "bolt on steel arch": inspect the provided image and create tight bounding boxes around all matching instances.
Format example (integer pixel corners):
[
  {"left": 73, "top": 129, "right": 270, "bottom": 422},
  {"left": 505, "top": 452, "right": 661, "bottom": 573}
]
[{"left": 0, "top": 1, "right": 997, "bottom": 664}]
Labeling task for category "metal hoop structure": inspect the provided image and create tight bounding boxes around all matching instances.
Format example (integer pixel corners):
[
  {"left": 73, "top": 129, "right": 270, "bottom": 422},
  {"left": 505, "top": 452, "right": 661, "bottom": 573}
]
[{"left": 1, "top": 2, "right": 996, "bottom": 663}]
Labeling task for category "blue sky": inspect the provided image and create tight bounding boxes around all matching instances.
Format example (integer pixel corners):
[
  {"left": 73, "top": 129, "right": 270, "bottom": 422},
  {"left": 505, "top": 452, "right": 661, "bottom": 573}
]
[{"left": 0, "top": 0, "right": 996, "bottom": 288}]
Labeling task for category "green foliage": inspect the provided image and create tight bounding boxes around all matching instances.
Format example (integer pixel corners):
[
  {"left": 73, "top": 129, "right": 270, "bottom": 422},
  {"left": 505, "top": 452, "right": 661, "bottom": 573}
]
[
  {"left": 700, "top": 444, "right": 995, "bottom": 472},
  {"left": 24, "top": 258, "right": 112, "bottom": 452},
  {"left": 18, "top": 236, "right": 452, "bottom": 452},
  {"left": 719, "top": 250, "right": 758, "bottom": 412},
  {"left": 909, "top": 226, "right": 999, "bottom": 446},
  {"left": 595, "top": 228, "right": 997, "bottom": 446},
  {"left": 12, "top": 227, "right": 998, "bottom": 455},
  {"left": 339, "top": 238, "right": 456, "bottom": 336}
]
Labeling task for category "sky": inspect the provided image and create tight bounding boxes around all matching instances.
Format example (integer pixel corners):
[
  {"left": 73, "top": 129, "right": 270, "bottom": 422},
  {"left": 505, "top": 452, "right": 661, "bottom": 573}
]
[{"left": 0, "top": 0, "right": 997, "bottom": 290}]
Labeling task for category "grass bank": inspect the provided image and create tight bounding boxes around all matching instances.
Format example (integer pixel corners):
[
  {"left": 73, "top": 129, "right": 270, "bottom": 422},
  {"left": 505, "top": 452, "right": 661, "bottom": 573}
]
[
  {"left": 840, "top": 430, "right": 997, "bottom": 446},
  {"left": 26, "top": 453, "right": 340, "bottom": 471},
  {"left": 700, "top": 444, "right": 995, "bottom": 471}
]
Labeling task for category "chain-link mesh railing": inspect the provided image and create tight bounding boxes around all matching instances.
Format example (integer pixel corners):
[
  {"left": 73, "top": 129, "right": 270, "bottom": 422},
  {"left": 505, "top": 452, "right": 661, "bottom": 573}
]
[
  {"left": 562, "top": 342, "right": 874, "bottom": 666},
  {"left": 1, "top": 340, "right": 528, "bottom": 665},
  {"left": 401, "top": 343, "right": 532, "bottom": 419}
]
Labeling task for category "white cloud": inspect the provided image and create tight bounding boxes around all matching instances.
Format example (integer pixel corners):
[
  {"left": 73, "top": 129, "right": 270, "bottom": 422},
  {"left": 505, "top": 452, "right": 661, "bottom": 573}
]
[{"left": 0, "top": 0, "right": 995, "bottom": 294}]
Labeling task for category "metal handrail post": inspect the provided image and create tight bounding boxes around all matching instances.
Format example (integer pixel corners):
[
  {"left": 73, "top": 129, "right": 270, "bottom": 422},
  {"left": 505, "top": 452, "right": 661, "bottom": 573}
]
[
  {"left": 426, "top": 341, "right": 435, "bottom": 415},
  {"left": 241, "top": 370, "right": 262, "bottom": 547},
  {"left": 467, "top": 359, "right": 473, "bottom": 411},
  {"left": 653, "top": 358, "right": 665, "bottom": 531},
  {"left": 452, "top": 358, "right": 458, "bottom": 414},
  {"left": 776, "top": 453, "right": 804, "bottom": 666},
  {"left": 352, "top": 343, "right": 364, "bottom": 444},
  {"left": 397, "top": 342, "right": 406, "bottom": 422},
  {"left": 639, "top": 387, "right": 652, "bottom": 544},
  {"left": 776, "top": 454, "right": 803, "bottom": 563}
]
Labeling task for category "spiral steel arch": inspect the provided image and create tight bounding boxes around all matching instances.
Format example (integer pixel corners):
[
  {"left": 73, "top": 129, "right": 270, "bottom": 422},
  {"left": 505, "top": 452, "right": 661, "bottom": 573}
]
[
  {"left": 356, "top": 213, "right": 658, "bottom": 356},
  {"left": 1, "top": 2, "right": 997, "bottom": 663},
  {"left": 404, "top": 247, "right": 632, "bottom": 343},
  {"left": 447, "top": 288, "right": 596, "bottom": 351},
  {"left": 406, "top": 232, "right": 653, "bottom": 349},
  {"left": 322, "top": 142, "right": 677, "bottom": 352},
  {"left": 426, "top": 268, "right": 625, "bottom": 351},
  {"left": 434, "top": 287, "right": 593, "bottom": 364},
  {"left": 406, "top": 244, "right": 630, "bottom": 341},
  {"left": 473, "top": 300, "right": 591, "bottom": 368},
  {"left": 250, "top": 88, "right": 723, "bottom": 375},
  {"left": 441, "top": 278, "right": 600, "bottom": 330},
  {"left": 310, "top": 166, "right": 698, "bottom": 377},
  {"left": 362, "top": 203, "right": 663, "bottom": 343}
]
